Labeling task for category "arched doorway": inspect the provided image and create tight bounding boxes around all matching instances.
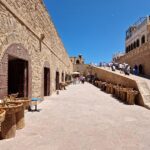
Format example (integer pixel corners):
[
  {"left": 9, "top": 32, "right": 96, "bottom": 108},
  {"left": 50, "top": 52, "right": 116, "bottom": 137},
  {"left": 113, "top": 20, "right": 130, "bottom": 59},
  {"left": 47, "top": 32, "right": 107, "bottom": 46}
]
[
  {"left": 62, "top": 72, "right": 64, "bottom": 82},
  {"left": 43, "top": 61, "right": 50, "bottom": 96},
  {"left": 65, "top": 72, "right": 68, "bottom": 82},
  {"left": 139, "top": 64, "right": 144, "bottom": 75},
  {"left": 76, "top": 60, "right": 80, "bottom": 64},
  {"left": 56, "top": 71, "right": 60, "bottom": 90},
  {"left": 0, "top": 43, "right": 31, "bottom": 99}
]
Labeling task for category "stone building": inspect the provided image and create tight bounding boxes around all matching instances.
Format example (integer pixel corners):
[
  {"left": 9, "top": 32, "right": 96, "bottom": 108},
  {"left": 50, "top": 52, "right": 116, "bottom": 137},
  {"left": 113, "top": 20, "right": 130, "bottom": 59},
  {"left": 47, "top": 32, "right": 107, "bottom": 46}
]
[
  {"left": 70, "top": 55, "right": 84, "bottom": 65},
  {"left": 115, "top": 16, "right": 150, "bottom": 76},
  {"left": 0, "top": 0, "right": 73, "bottom": 99},
  {"left": 70, "top": 55, "right": 91, "bottom": 76}
]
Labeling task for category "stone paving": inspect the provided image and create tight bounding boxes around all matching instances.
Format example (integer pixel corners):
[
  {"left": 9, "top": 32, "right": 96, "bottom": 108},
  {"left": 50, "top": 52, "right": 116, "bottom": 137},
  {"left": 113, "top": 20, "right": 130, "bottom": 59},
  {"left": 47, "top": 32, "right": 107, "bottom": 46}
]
[{"left": 1, "top": 83, "right": 150, "bottom": 150}]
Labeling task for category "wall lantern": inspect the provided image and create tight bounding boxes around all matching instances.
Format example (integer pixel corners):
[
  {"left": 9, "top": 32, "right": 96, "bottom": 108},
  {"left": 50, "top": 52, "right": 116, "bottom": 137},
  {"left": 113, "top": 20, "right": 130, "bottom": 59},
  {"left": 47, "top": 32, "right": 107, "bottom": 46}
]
[{"left": 40, "top": 34, "right": 45, "bottom": 41}]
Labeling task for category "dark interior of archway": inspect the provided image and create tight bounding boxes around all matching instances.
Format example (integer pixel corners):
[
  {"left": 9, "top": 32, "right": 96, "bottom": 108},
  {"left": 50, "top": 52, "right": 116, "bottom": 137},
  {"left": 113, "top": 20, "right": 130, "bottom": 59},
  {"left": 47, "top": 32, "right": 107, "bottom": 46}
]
[
  {"left": 62, "top": 73, "right": 64, "bottom": 82},
  {"left": 8, "top": 56, "right": 28, "bottom": 98},
  {"left": 76, "top": 60, "right": 80, "bottom": 64},
  {"left": 44, "top": 67, "right": 50, "bottom": 96},
  {"left": 56, "top": 72, "right": 59, "bottom": 90}
]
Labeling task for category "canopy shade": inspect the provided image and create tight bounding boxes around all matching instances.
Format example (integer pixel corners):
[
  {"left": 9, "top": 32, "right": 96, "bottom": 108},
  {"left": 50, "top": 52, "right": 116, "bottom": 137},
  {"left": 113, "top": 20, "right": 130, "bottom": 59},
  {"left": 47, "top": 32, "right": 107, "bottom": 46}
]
[{"left": 72, "top": 72, "right": 80, "bottom": 75}]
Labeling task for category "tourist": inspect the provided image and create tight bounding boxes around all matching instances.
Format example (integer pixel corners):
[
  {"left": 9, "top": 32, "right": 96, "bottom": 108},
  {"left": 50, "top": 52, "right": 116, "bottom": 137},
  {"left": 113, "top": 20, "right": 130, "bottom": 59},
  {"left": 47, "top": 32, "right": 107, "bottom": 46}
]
[
  {"left": 73, "top": 77, "right": 76, "bottom": 84},
  {"left": 81, "top": 76, "right": 85, "bottom": 84},
  {"left": 124, "top": 65, "right": 130, "bottom": 75},
  {"left": 99, "top": 62, "right": 102, "bottom": 67},
  {"left": 118, "top": 63, "right": 123, "bottom": 74},
  {"left": 133, "top": 64, "right": 138, "bottom": 75},
  {"left": 111, "top": 64, "right": 116, "bottom": 71}
]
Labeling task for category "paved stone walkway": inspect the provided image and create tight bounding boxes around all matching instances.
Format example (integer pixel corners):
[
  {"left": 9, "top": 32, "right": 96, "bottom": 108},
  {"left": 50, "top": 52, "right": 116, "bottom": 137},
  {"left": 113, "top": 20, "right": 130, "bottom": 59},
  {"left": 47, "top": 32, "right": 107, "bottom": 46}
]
[{"left": 1, "top": 83, "right": 150, "bottom": 150}]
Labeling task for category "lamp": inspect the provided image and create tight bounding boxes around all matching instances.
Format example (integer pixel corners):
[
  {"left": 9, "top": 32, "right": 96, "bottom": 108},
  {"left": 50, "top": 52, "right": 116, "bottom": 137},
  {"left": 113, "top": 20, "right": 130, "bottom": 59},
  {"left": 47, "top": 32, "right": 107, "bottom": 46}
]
[{"left": 40, "top": 34, "right": 45, "bottom": 41}]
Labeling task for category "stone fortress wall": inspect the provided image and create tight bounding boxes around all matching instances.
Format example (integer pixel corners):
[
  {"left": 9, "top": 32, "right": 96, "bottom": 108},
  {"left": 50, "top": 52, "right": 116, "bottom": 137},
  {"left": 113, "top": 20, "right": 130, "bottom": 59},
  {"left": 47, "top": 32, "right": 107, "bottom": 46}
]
[
  {"left": 115, "top": 17, "right": 150, "bottom": 77},
  {"left": 116, "top": 42, "right": 150, "bottom": 76},
  {"left": 0, "top": 0, "right": 73, "bottom": 99}
]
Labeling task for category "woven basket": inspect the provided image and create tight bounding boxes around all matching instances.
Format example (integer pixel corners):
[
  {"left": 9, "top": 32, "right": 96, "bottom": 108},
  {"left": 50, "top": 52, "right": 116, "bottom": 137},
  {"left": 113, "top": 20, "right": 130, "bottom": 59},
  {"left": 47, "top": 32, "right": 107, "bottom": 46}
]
[
  {"left": 0, "top": 109, "right": 6, "bottom": 123},
  {"left": 101, "top": 82, "right": 107, "bottom": 91},
  {"left": 15, "top": 107, "right": 25, "bottom": 130},
  {"left": 0, "top": 102, "right": 23, "bottom": 114},
  {"left": 119, "top": 88, "right": 127, "bottom": 102},
  {"left": 0, "top": 103, "right": 23, "bottom": 139},
  {"left": 98, "top": 81, "right": 102, "bottom": 88},
  {"left": 113, "top": 86, "right": 120, "bottom": 98},
  {"left": 12, "top": 99, "right": 31, "bottom": 109},
  {"left": 109, "top": 84, "right": 114, "bottom": 94},
  {"left": 1, "top": 113, "right": 16, "bottom": 139},
  {"left": 127, "top": 90, "right": 138, "bottom": 105},
  {"left": 106, "top": 83, "right": 109, "bottom": 93}
]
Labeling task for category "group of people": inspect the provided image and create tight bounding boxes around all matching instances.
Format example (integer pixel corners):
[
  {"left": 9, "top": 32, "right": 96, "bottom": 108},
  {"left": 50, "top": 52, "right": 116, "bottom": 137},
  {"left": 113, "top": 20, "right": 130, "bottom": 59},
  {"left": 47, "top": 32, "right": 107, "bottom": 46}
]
[
  {"left": 73, "top": 76, "right": 85, "bottom": 84},
  {"left": 108, "top": 62, "right": 143, "bottom": 76},
  {"left": 99, "top": 62, "right": 143, "bottom": 76},
  {"left": 110, "top": 63, "right": 131, "bottom": 75}
]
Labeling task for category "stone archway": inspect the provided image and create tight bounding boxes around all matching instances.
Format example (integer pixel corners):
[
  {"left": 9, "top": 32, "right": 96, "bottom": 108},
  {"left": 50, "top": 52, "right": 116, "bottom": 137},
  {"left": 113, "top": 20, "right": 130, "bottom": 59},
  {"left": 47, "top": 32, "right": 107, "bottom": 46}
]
[
  {"left": 0, "top": 43, "right": 32, "bottom": 99},
  {"left": 56, "top": 71, "right": 60, "bottom": 90},
  {"left": 62, "top": 71, "right": 65, "bottom": 82},
  {"left": 42, "top": 61, "right": 50, "bottom": 97},
  {"left": 139, "top": 64, "right": 144, "bottom": 75}
]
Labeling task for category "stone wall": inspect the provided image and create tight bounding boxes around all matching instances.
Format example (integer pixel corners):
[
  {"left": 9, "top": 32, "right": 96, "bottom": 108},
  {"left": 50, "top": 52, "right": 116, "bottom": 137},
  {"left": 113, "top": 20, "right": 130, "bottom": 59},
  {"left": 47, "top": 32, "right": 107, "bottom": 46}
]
[
  {"left": 0, "top": 0, "right": 73, "bottom": 99},
  {"left": 91, "top": 67, "right": 149, "bottom": 106},
  {"left": 73, "top": 64, "right": 90, "bottom": 75},
  {"left": 116, "top": 42, "right": 150, "bottom": 77},
  {"left": 74, "top": 64, "right": 137, "bottom": 89},
  {"left": 91, "top": 67, "right": 138, "bottom": 89}
]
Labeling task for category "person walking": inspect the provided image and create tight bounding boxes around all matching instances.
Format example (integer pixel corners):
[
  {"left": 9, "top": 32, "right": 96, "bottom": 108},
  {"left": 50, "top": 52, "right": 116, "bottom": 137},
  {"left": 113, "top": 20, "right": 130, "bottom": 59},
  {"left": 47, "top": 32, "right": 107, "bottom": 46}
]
[{"left": 134, "top": 64, "right": 138, "bottom": 75}]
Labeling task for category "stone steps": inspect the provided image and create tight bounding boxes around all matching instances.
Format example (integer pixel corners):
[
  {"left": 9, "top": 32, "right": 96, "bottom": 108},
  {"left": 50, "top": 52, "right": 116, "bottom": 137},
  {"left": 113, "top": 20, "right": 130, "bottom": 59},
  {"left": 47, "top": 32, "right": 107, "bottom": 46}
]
[{"left": 136, "top": 81, "right": 150, "bottom": 107}]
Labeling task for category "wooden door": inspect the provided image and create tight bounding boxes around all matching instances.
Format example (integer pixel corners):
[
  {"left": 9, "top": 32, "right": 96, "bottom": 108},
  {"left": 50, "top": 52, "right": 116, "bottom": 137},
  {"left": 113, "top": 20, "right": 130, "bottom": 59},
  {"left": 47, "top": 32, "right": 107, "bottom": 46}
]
[
  {"left": 44, "top": 68, "right": 50, "bottom": 96},
  {"left": 56, "top": 72, "right": 59, "bottom": 90}
]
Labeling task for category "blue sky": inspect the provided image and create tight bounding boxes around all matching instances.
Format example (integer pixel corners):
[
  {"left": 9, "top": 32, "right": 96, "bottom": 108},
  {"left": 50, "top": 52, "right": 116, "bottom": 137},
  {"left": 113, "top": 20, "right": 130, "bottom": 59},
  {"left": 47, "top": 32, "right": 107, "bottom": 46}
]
[{"left": 43, "top": 0, "right": 150, "bottom": 64}]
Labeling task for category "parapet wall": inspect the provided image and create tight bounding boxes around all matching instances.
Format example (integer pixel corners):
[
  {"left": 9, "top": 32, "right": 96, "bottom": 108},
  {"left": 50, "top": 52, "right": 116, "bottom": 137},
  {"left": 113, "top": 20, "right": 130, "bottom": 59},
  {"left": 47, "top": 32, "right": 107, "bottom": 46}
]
[
  {"left": 91, "top": 66, "right": 150, "bottom": 107},
  {"left": 91, "top": 67, "right": 138, "bottom": 89}
]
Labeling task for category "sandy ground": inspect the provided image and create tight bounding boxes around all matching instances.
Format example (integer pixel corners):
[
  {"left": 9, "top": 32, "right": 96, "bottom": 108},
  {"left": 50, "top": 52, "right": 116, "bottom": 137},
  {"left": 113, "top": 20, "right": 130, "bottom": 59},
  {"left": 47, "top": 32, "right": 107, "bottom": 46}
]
[{"left": 1, "top": 83, "right": 150, "bottom": 150}]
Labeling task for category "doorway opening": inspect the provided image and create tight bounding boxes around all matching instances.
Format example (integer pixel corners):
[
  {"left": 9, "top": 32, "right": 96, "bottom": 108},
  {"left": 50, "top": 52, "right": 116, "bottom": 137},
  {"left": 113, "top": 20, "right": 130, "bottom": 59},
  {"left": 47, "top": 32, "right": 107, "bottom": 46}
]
[
  {"left": 139, "top": 64, "right": 144, "bottom": 75},
  {"left": 8, "top": 56, "right": 28, "bottom": 97},
  {"left": 44, "top": 67, "right": 50, "bottom": 96},
  {"left": 62, "top": 72, "right": 64, "bottom": 82},
  {"left": 56, "top": 71, "right": 60, "bottom": 90}
]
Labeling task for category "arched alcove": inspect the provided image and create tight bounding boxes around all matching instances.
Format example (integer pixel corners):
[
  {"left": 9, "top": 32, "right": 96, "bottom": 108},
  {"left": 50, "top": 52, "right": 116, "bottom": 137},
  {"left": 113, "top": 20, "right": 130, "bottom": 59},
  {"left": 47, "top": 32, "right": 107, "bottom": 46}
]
[
  {"left": 42, "top": 61, "right": 50, "bottom": 97},
  {"left": 0, "top": 43, "right": 31, "bottom": 99}
]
